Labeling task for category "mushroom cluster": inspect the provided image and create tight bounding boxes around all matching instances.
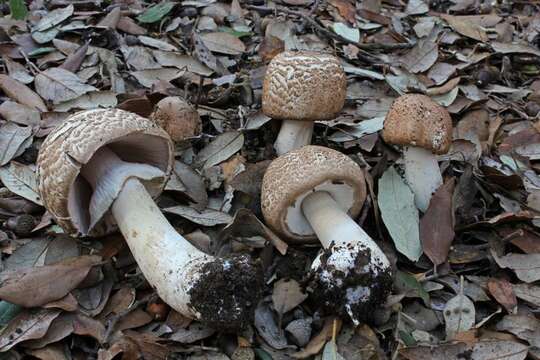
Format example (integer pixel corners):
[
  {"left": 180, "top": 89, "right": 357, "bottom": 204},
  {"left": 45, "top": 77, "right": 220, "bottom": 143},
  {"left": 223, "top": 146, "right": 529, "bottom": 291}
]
[
  {"left": 36, "top": 109, "right": 262, "bottom": 329},
  {"left": 382, "top": 94, "right": 453, "bottom": 211},
  {"left": 261, "top": 145, "right": 392, "bottom": 324},
  {"left": 262, "top": 51, "right": 347, "bottom": 155}
]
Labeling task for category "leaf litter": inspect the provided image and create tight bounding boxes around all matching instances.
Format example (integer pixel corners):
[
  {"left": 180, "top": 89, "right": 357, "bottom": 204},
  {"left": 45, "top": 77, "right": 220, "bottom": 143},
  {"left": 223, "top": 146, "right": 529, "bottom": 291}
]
[{"left": 0, "top": 0, "right": 540, "bottom": 359}]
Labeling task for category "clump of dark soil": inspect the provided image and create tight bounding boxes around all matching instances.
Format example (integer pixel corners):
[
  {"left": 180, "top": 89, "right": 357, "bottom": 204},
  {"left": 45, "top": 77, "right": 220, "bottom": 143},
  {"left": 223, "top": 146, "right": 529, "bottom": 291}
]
[
  {"left": 308, "top": 243, "right": 393, "bottom": 324},
  {"left": 188, "top": 254, "right": 263, "bottom": 330}
]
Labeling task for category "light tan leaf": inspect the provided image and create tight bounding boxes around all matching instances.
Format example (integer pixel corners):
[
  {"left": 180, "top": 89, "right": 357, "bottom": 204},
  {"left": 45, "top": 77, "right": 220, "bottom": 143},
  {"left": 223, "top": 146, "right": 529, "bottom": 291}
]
[
  {"left": 152, "top": 50, "right": 213, "bottom": 76},
  {"left": 131, "top": 68, "right": 184, "bottom": 88},
  {"left": 200, "top": 32, "right": 246, "bottom": 55},
  {"left": 0, "top": 161, "right": 42, "bottom": 205},
  {"left": 0, "top": 101, "right": 40, "bottom": 127},
  {"left": 441, "top": 15, "right": 488, "bottom": 42},
  {"left": 0, "top": 75, "right": 47, "bottom": 111},
  {"left": 0, "top": 122, "right": 33, "bottom": 166},
  {"left": 35, "top": 67, "right": 97, "bottom": 104},
  {"left": 272, "top": 279, "right": 308, "bottom": 316}
]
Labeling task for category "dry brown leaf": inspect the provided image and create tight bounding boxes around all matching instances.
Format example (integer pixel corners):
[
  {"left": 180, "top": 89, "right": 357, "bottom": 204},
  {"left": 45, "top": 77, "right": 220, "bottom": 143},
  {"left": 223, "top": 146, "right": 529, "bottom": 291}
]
[
  {"left": 35, "top": 67, "right": 96, "bottom": 104},
  {"left": 0, "top": 75, "right": 47, "bottom": 112},
  {"left": 328, "top": 0, "right": 357, "bottom": 24},
  {"left": 420, "top": 178, "right": 456, "bottom": 265},
  {"left": 427, "top": 77, "right": 461, "bottom": 96},
  {"left": 0, "top": 309, "right": 61, "bottom": 352},
  {"left": 292, "top": 317, "right": 341, "bottom": 358},
  {"left": 441, "top": 14, "right": 489, "bottom": 42},
  {"left": 259, "top": 35, "right": 284, "bottom": 63},
  {"left": 488, "top": 278, "right": 517, "bottom": 313},
  {"left": 200, "top": 32, "right": 246, "bottom": 55},
  {"left": 0, "top": 255, "right": 102, "bottom": 307}
]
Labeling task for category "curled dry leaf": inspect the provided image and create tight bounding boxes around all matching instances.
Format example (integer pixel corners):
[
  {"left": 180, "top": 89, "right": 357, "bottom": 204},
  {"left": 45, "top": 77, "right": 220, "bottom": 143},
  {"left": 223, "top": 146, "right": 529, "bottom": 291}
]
[{"left": 0, "top": 255, "right": 102, "bottom": 307}]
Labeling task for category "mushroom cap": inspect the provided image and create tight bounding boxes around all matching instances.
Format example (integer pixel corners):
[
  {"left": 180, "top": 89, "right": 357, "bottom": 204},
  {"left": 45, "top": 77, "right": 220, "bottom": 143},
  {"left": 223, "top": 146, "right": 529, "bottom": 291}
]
[
  {"left": 37, "top": 108, "right": 173, "bottom": 237},
  {"left": 261, "top": 145, "right": 366, "bottom": 243},
  {"left": 150, "top": 97, "right": 201, "bottom": 142},
  {"left": 262, "top": 51, "right": 347, "bottom": 121},
  {"left": 382, "top": 94, "right": 453, "bottom": 155}
]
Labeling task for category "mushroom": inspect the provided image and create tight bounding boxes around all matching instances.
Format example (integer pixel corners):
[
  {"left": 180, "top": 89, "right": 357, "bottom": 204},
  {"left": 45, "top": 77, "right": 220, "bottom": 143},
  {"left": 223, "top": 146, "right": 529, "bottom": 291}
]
[
  {"left": 150, "top": 96, "right": 201, "bottom": 142},
  {"left": 261, "top": 145, "right": 392, "bottom": 324},
  {"left": 382, "top": 94, "right": 453, "bottom": 212},
  {"left": 36, "top": 109, "right": 262, "bottom": 329},
  {"left": 262, "top": 51, "right": 347, "bottom": 155}
]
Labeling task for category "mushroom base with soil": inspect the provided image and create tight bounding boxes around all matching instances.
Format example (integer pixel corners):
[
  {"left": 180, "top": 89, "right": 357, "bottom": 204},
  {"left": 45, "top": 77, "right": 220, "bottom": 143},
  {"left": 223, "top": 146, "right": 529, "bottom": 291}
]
[
  {"left": 81, "top": 147, "right": 262, "bottom": 329},
  {"left": 403, "top": 146, "right": 443, "bottom": 212},
  {"left": 274, "top": 120, "right": 314, "bottom": 156},
  {"left": 301, "top": 191, "right": 392, "bottom": 324}
]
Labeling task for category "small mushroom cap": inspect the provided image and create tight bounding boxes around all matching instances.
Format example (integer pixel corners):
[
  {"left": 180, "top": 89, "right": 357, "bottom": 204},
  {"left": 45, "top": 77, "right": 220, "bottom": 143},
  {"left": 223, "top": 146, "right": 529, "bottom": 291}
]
[
  {"left": 37, "top": 109, "right": 173, "bottom": 237},
  {"left": 261, "top": 145, "right": 366, "bottom": 243},
  {"left": 150, "top": 97, "right": 201, "bottom": 142},
  {"left": 262, "top": 51, "right": 347, "bottom": 121},
  {"left": 382, "top": 94, "right": 453, "bottom": 155}
]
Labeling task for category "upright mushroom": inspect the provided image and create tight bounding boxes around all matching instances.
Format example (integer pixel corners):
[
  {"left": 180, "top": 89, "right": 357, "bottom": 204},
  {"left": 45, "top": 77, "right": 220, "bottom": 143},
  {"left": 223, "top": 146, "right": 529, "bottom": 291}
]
[
  {"left": 36, "top": 109, "right": 261, "bottom": 329},
  {"left": 150, "top": 96, "right": 201, "bottom": 142},
  {"left": 263, "top": 51, "right": 347, "bottom": 155},
  {"left": 382, "top": 94, "right": 453, "bottom": 212},
  {"left": 261, "top": 145, "right": 392, "bottom": 324}
]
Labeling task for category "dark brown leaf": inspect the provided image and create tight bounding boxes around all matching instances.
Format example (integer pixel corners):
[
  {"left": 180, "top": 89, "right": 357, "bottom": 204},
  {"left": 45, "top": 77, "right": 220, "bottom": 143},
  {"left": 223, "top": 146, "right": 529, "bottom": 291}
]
[
  {"left": 488, "top": 278, "right": 518, "bottom": 313},
  {"left": 420, "top": 178, "right": 456, "bottom": 265},
  {"left": 0, "top": 255, "right": 102, "bottom": 307}
]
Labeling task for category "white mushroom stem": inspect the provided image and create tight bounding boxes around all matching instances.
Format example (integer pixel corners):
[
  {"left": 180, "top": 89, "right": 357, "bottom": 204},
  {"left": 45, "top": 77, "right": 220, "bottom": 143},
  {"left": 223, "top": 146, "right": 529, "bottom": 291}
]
[
  {"left": 274, "top": 120, "right": 314, "bottom": 155},
  {"left": 403, "top": 146, "right": 443, "bottom": 212},
  {"left": 81, "top": 147, "right": 212, "bottom": 318},
  {"left": 301, "top": 191, "right": 390, "bottom": 268}
]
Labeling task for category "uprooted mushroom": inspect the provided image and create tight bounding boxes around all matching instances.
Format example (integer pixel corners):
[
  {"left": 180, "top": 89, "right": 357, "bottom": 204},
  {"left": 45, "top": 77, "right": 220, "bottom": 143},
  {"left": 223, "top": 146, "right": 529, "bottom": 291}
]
[
  {"left": 261, "top": 145, "right": 392, "bottom": 324},
  {"left": 382, "top": 94, "right": 453, "bottom": 212},
  {"left": 36, "top": 109, "right": 262, "bottom": 329},
  {"left": 263, "top": 51, "right": 347, "bottom": 155}
]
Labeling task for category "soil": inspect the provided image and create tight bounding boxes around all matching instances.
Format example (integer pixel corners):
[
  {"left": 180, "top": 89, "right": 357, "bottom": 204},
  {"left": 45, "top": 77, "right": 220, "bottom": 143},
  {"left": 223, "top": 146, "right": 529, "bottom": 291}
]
[
  {"left": 188, "top": 254, "right": 263, "bottom": 330},
  {"left": 308, "top": 242, "right": 393, "bottom": 324}
]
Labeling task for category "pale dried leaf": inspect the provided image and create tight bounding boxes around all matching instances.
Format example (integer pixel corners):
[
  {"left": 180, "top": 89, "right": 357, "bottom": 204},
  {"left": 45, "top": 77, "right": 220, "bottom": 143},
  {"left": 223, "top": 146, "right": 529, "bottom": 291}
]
[
  {"left": 0, "top": 162, "right": 42, "bottom": 205},
  {"left": 35, "top": 67, "right": 97, "bottom": 104}
]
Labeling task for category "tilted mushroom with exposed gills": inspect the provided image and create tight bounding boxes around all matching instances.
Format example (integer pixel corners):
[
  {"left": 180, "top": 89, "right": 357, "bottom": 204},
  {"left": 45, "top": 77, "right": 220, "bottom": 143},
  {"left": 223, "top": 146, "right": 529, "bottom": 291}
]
[
  {"left": 261, "top": 145, "right": 392, "bottom": 324},
  {"left": 382, "top": 94, "right": 453, "bottom": 212},
  {"left": 263, "top": 51, "right": 347, "bottom": 155},
  {"left": 36, "top": 109, "right": 262, "bottom": 329}
]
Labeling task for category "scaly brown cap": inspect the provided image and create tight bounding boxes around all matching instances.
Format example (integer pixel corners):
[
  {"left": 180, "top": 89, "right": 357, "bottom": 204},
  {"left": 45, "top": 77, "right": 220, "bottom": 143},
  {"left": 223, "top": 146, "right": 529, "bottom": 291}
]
[
  {"left": 382, "top": 94, "right": 453, "bottom": 155},
  {"left": 261, "top": 145, "right": 366, "bottom": 243},
  {"left": 150, "top": 97, "right": 201, "bottom": 142},
  {"left": 262, "top": 51, "right": 347, "bottom": 121},
  {"left": 37, "top": 109, "right": 173, "bottom": 236}
]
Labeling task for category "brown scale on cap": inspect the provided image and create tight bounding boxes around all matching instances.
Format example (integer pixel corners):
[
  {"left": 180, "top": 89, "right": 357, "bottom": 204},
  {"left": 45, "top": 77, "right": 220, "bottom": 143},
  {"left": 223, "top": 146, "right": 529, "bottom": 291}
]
[
  {"left": 261, "top": 145, "right": 366, "bottom": 243},
  {"left": 36, "top": 109, "right": 173, "bottom": 236},
  {"left": 262, "top": 51, "right": 347, "bottom": 121},
  {"left": 150, "top": 97, "right": 201, "bottom": 142},
  {"left": 382, "top": 94, "right": 453, "bottom": 155}
]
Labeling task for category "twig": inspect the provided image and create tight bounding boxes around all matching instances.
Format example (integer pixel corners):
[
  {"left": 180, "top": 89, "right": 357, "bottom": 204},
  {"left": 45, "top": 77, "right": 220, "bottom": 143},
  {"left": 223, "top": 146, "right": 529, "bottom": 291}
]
[{"left": 103, "top": 293, "right": 157, "bottom": 344}]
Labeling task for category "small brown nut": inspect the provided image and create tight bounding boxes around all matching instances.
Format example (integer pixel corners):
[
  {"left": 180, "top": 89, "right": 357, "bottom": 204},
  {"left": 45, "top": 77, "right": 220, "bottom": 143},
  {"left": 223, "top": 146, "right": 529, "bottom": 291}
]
[{"left": 150, "top": 97, "right": 201, "bottom": 142}]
